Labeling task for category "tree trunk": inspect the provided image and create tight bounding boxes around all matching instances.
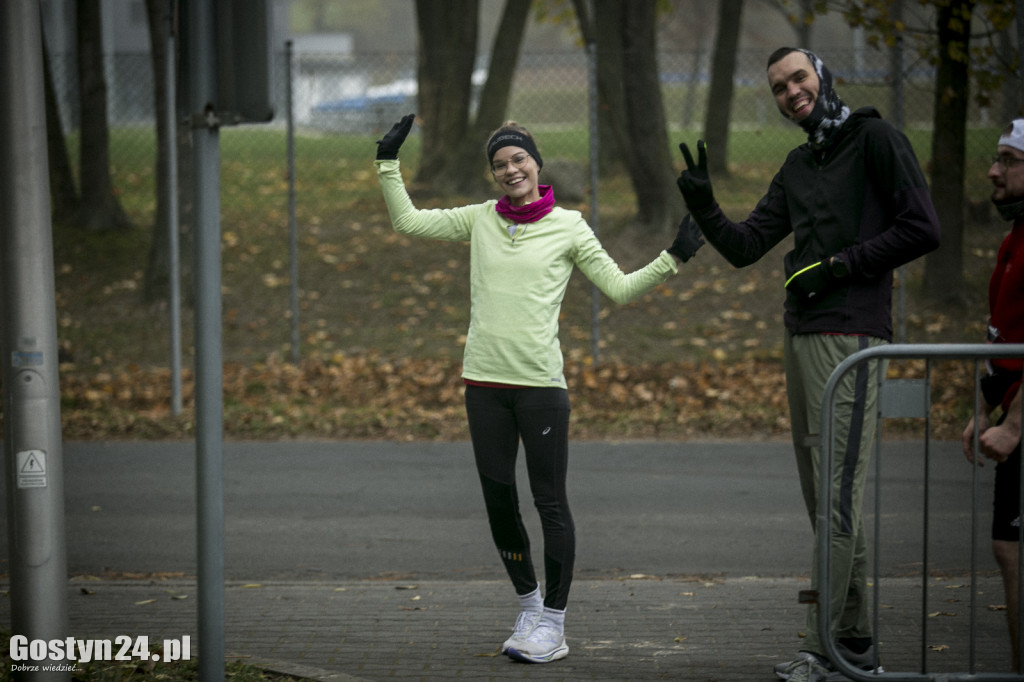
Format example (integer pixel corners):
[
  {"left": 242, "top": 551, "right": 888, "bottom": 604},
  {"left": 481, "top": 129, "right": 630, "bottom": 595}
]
[
  {"left": 795, "top": 0, "right": 813, "bottom": 48},
  {"left": 414, "top": 0, "right": 478, "bottom": 187},
  {"left": 452, "top": 0, "right": 533, "bottom": 196},
  {"left": 76, "top": 0, "right": 131, "bottom": 231},
  {"left": 175, "top": 115, "right": 195, "bottom": 306},
  {"left": 593, "top": 0, "right": 629, "bottom": 175},
  {"left": 621, "top": 0, "right": 680, "bottom": 231},
  {"left": 682, "top": 44, "right": 702, "bottom": 129},
  {"left": 143, "top": 0, "right": 173, "bottom": 302},
  {"left": 997, "top": 26, "right": 1019, "bottom": 123},
  {"left": 704, "top": 0, "right": 744, "bottom": 177},
  {"left": 43, "top": 38, "right": 78, "bottom": 226},
  {"left": 923, "top": 0, "right": 972, "bottom": 300}
]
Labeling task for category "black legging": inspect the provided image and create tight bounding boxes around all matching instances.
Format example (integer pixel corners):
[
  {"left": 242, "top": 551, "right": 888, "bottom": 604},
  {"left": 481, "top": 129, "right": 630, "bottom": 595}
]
[{"left": 465, "top": 384, "right": 574, "bottom": 610}]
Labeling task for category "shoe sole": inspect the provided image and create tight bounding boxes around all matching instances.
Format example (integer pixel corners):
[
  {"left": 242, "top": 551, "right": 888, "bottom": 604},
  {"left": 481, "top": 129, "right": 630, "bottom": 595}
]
[
  {"left": 776, "top": 665, "right": 879, "bottom": 681},
  {"left": 507, "top": 644, "right": 569, "bottom": 664},
  {"left": 825, "top": 666, "right": 883, "bottom": 681}
]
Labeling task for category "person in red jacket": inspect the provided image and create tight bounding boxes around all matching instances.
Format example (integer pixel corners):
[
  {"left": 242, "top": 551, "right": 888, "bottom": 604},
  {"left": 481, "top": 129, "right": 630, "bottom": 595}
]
[{"left": 962, "top": 118, "right": 1024, "bottom": 672}]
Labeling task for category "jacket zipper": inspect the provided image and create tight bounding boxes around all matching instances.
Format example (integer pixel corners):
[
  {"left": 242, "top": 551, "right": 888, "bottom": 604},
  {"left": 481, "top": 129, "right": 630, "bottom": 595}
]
[{"left": 510, "top": 224, "right": 528, "bottom": 246}]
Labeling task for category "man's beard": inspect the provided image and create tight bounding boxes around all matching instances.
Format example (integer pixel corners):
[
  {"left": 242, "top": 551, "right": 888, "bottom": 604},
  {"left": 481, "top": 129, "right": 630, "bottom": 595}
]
[{"left": 993, "top": 194, "right": 1024, "bottom": 221}]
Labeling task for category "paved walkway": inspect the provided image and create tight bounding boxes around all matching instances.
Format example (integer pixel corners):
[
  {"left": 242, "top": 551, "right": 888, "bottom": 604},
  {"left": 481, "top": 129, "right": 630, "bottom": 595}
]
[
  {"left": 27, "top": 573, "right": 1015, "bottom": 681},
  {"left": 3, "top": 438, "right": 1022, "bottom": 679}
]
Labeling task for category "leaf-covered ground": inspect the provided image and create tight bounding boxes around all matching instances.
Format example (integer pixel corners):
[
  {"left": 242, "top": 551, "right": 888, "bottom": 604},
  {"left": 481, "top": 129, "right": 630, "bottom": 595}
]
[
  {"left": 17, "top": 165, "right": 1012, "bottom": 444},
  {"left": 55, "top": 351, "right": 983, "bottom": 442}
]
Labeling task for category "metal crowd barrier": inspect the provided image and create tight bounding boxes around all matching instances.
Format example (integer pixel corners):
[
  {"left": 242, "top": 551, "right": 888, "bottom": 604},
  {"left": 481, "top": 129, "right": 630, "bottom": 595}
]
[{"left": 818, "top": 343, "right": 1024, "bottom": 682}]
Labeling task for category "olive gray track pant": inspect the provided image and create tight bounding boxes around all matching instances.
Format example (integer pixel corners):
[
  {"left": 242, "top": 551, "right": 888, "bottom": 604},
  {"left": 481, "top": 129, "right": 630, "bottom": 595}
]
[{"left": 785, "top": 332, "right": 887, "bottom": 657}]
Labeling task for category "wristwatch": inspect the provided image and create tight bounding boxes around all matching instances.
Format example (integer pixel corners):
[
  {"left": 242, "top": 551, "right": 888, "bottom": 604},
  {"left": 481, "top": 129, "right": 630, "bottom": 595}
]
[{"left": 829, "top": 255, "right": 850, "bottom": 279}]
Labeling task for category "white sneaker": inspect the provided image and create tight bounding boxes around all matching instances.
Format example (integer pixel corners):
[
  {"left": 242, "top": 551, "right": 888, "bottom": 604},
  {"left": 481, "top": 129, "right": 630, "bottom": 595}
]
[
  {"left": 501, "top": 610, "right": 540, "bottom": 655},
  {"left": 507, "top": 619, "right": 568, "bottom": 663}
]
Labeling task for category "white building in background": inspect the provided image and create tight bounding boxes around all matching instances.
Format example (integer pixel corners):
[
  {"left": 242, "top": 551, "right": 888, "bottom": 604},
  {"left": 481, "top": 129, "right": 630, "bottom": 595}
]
[{"left": 286, "top": 33, "right": 361, "bottom": 127}]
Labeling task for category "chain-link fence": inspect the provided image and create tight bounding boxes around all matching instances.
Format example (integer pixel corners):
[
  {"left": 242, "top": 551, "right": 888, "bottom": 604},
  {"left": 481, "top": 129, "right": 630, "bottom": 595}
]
[{"left": 46, "top": 45, "right": 1014, "bottom": 231}]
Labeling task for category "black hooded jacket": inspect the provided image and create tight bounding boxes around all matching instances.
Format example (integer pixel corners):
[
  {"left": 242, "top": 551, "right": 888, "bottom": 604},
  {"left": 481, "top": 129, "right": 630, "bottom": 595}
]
[{"left": 691, "top": 107, "right": 941, "bottom": 341}]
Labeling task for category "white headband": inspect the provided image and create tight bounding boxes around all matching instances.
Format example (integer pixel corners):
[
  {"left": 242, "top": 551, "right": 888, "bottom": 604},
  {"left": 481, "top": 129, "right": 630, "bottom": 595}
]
[{"left": 998, "top": 119, "right": 1024, "bottom": 154}]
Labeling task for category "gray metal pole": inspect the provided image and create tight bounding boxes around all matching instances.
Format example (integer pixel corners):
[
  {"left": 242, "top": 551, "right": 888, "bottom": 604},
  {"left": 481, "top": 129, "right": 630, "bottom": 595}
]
[
  {"left": 166, "top": 0, "right": 182, "bottom": 416},
  {"left": 0, "top": 1, "right": 69, "bottom": 678},
  {"left": 890, "top": 0, "right": 907, "bottom": 343},
  {"left": 587, "top": 40, "right": 601, "bottom": 365},
  {"left": 286, "top": 39, "right": 299, "bottom": 364},
  {"left": 186, "top": 0, "right": 226, "bottom": 678}
]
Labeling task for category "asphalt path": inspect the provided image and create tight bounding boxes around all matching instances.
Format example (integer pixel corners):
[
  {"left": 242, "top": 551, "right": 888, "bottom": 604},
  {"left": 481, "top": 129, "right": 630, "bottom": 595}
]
[{"left": 0, "top": 439, "right": 995, "bottom": 581}]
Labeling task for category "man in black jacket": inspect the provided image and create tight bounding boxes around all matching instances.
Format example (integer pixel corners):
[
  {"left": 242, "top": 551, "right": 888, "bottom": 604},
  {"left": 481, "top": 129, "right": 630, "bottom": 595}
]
[{"left": 676, "top": 47, "right": 941, "bottom": 682}]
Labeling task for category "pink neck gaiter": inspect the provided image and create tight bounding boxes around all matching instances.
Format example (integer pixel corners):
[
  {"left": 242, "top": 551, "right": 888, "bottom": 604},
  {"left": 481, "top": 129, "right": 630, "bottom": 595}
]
[{"left": 495, "top": 185, "right": 555, "bottom": 224}]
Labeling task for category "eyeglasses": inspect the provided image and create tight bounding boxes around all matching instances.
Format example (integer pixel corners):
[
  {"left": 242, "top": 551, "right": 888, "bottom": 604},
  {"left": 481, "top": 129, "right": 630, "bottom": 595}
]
[
  {"left": 491, "top": 153, "right": 532, "bottom": 176},
  {"left": 992, "top": 155, "right": 1024, "bottom": 171}
]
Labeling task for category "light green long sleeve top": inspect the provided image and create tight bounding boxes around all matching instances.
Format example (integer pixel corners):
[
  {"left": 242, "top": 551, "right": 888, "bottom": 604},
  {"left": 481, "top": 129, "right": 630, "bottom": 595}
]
[{"left": 376, "top": 159, "right": 678, "bottom": 389}]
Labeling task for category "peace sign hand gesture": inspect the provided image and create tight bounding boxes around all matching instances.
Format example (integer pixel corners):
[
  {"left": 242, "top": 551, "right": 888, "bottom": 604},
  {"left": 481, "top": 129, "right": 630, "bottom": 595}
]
[{"left": 676, "top": 140, "right": 715, "bottom": 211}]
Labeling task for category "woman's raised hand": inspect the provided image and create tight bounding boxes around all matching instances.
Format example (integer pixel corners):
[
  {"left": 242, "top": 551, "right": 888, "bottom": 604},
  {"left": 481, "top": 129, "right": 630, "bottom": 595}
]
[{"left": 375, "top": 114, "right": 416, "bottom": 160}]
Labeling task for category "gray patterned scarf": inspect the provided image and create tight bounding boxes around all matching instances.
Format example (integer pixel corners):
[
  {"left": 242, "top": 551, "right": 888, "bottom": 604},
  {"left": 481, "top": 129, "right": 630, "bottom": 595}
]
[{"left": 793, "top": 49, "right": 850, "bottom": 151}]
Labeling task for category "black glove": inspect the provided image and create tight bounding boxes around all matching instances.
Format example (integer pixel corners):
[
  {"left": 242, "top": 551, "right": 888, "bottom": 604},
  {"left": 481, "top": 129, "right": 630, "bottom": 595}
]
[
  {"left": 667, "top": 214, "right": 704, "bottom": 263},
  {"left": 677, "top": 140, "right": 715, "bottom": 210},
  {"left": 785, "top": 258, "right": 844, "bottom": 301},
  {"left": 376, "top": 114, "right": 415, "bottom": 160}
]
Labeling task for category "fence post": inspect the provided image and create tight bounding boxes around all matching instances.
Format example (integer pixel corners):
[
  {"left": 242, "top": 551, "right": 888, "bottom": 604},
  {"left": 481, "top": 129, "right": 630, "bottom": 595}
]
[
  {"left": 166, "top": 0, "right": 183, "bottom": 416},
  {"left": 889, "top": 0, "right": 907, "bottom": 343},
  {"left": 587, "top": 39, "right": 601, "bottom": 365},
  {"left": 287, "top": 39, "right": 299, "bottom": 364}
]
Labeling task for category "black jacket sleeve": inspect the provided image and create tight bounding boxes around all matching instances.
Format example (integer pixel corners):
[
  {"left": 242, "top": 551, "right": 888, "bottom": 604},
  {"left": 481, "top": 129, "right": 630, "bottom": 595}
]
[{"left": 690, "top": 168, "right": 794, "bottom": 269}]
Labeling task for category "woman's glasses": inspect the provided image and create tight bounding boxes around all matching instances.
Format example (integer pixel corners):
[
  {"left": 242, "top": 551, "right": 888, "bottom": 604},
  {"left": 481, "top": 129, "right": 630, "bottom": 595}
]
[{"left": 491, "top": 153, "right": 532, "bottom": 176}]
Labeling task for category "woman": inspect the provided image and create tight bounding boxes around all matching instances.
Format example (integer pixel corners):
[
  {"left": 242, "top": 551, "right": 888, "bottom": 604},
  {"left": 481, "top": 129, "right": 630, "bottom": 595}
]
[{"left": 374, "top": 114, "right": 701, "bottom": 664}]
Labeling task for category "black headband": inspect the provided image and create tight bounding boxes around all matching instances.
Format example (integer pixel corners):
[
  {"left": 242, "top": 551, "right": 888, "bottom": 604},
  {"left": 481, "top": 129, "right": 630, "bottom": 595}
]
[{"left": 487, "top": 131, "right": 543, "bottom": 169}]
